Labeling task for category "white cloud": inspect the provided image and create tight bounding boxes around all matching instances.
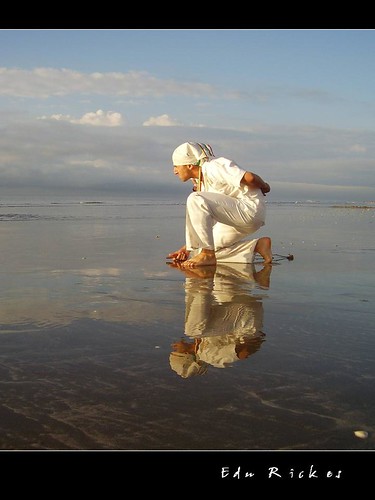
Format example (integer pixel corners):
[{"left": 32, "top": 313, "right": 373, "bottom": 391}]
[
  {"left": 0, "top": 67, "right": 217, "bottom": 99},
  {"left": 68, "top": 159, "right": 111, "bottom": 169},
  {"left": 0, "top": 119, "right": 374, "bottom": 201},
  {"left": 40, "top": 110, "right": 123, "bottom": 127},
  {"left": 72, "top": 110, "right": 123, "bottom": 127},
  {"left": 349, "top": 144, "right": 367, "bottom": 153},
  {"left": 143, "top": 114, "right": 181, "bottom": 127}
]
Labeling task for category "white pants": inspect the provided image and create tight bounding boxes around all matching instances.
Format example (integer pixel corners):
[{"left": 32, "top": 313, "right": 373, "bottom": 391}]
[{"left": 186, "top": 192, "right": 266, "bottom": 263}]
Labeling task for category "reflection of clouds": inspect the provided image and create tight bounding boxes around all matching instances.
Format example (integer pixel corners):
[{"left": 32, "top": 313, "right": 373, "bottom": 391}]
[
  {"left": 170, "top": 263, "right": 271, "bottom": 378},
  {"left": 143, "top": 271, "right": 171, "bottom": 278},
  {"left": 0, "top": 266, "right": 181, "bottom": 329},
  {"left": 74, "top": 267, "right": 122, "bottom": 277}
]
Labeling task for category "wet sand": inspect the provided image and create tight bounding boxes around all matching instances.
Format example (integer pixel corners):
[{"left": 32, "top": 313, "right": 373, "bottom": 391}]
[{"left": 0, "top": 197, "right": 374, "bottom": 453}]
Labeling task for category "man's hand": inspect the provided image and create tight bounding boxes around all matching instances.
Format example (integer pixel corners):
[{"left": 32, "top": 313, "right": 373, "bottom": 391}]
[
  {"left": 261, "top": 183, "right": 271, "bottom": 196},
  {"left": 166, "top": 246, "right": 190, "bottom": 261}
]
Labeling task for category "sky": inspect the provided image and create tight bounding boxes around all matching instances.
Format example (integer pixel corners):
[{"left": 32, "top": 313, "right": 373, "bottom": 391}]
[{"left": 0, "top": 29, "right": 374, "bottom": 201}]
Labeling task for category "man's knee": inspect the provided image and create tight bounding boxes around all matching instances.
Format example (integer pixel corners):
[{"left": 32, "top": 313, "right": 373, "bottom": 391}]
[{"left": 187, "top": 191, "right": 204, "bottom": 210}]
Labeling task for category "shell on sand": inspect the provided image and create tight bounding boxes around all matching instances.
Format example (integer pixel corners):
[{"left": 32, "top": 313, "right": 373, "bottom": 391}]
[{"left": 354, "top": 430, "right": 368, "bottom": 439}]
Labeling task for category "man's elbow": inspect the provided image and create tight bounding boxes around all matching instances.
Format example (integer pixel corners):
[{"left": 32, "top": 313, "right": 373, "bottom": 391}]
[{"left": 242, "top": 172, "right": 255, "bottom": 185}]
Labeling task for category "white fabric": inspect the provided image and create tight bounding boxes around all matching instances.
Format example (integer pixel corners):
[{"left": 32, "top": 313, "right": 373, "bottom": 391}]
[
  {"left": 183, "top": 156, "right": 266, "bottom": 262},
  {"left": 185, "top": 191, "right": 265, "bottom": 260},
  {"left": 189, "top": 235, "right": 259, "bottom": 264},
  {"left": 215, "top": 238, "right": 259, "bottom": 263},
  {"left": 172, "top": 142, "right": 215, "bottom": 166},
  {"left": 201, "top": 157, "right": 249, "bottom": 198}
]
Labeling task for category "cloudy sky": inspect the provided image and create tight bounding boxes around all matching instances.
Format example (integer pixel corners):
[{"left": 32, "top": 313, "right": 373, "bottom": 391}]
[{"left": 0, "top": 29, "right": 374, "bottom": 201}]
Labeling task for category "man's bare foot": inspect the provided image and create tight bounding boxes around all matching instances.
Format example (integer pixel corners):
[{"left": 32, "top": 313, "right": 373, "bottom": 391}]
[
  {"left": 254, "top": 237, "right": 273, "bottom": 264},
  {"left": 181, "top": 249, "right": 217, "bottom": 268}
]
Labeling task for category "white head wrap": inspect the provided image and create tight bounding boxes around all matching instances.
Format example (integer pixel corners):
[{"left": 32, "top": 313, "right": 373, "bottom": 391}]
[
  {"left": 169, "top": 352, "right": 208, "bottom": 378},
  {"left": 172, "top": 142, "right": 215, "bottom": 166}
]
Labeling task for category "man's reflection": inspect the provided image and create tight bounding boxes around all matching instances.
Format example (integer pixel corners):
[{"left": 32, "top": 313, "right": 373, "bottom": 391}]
[{"left": 168, "top": 263, "right": 271, "bottom": 378}]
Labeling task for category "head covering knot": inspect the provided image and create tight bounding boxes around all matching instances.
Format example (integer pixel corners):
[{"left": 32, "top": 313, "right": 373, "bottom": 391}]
[{"left": 172, "top": 142, "right": 215, "bottom": 166}]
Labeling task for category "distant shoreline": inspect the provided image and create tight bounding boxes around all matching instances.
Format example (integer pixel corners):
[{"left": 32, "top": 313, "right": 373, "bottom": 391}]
[{"left": 331, "top": 205, "right": 375, "bottom": 209}]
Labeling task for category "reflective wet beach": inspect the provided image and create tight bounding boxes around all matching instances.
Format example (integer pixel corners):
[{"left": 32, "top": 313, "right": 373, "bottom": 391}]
[{"left": 0, "top": 196, "right": 374, "bottom": 450}]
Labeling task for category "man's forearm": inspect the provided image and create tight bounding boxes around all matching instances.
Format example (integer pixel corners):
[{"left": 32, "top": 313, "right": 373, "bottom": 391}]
[{"left": 241, "top": 172, "right": 270, "bottom": 192}]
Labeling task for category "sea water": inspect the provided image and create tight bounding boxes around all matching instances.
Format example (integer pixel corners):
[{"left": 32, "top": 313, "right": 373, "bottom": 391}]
[{"left": 0, "top": 193, "right": 374, "bottom": 452}]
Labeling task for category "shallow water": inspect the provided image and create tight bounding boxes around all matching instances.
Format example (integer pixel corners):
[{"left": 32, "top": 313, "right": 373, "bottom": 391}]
[{"left": 0, "top": 195, "right": 374, "bottom": 452}]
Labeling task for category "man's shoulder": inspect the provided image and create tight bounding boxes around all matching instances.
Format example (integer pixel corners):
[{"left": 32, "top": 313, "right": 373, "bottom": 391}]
[
  {"left": 208, "top": 157, "right": 245, "bottom": 175},
  {"left": 208, "top": 157, "right": 236, "bottom": 168}
]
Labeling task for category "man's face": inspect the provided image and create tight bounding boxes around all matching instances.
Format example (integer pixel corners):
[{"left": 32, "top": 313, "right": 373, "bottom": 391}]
[{"left": 173, "top": 164, "right": 192, "bottom": 182}]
